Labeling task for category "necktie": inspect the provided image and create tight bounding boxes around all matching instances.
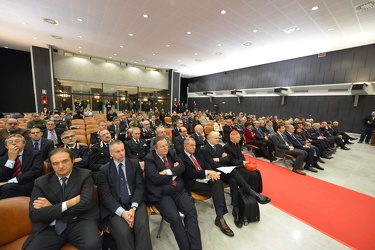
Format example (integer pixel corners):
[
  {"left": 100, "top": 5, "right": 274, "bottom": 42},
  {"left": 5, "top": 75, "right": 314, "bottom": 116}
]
[
  {"left": 190, "top": 154, "right": 202, "bottom": 170},
  {"left": 115, "top": 125, "right": 119, "bottom": 137},
  {"left": 34, "top": 142, "right": 39, "bottom": 150},
  {"left": 50, "top": 131, "right": 57, "bottom": 145},
  {"left": 280, "top": 133, "right": 289, "bottom": 146},
  {"left": 12, "top": 156, "right": 22, "bottom": 177},
  {"left": 55, "top": 177, "right": 67, "bottom": 235},
  {"left": 163, "top": 156, "right": 176, "bottom": 186},
  {"left": 291, "top": 134, "right": 302, "bottom": 146},
  {"left": 118, "top": 163, "right": 130, "bottom": 207},
  {"left": 213, "top": 145, "right": 216, "bottom": 151}
]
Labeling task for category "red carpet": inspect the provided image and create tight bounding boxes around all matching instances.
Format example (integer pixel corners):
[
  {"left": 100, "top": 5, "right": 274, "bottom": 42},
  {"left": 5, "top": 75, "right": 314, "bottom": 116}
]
[{"left": 244, "top": 155, "right": 375, "bottom": 250}]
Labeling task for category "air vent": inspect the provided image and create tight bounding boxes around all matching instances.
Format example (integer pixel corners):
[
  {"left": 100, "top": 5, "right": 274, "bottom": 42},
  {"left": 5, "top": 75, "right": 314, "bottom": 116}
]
[
  {"left": 355, "top": 1, "right": 375, "bottom": 12},
  {"left": 283, "top": 26, "right": 300, "bottom": 34}
]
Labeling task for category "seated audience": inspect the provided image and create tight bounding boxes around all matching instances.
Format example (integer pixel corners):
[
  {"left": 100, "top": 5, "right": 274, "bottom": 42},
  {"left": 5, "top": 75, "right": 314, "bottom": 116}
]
[
  {"left": 90, "top": 120, "right": 108, "bottom": 145},
  {"left": 89, "top": 129, "right": 112, "bottom": 182},
  {"left": 0, "top": 118, "right": 30, "bottom": 140},
  {"left": 61, "top": 131, "right": 89, "bottom": 169},
  {"left": 108, "top": 117, "right": 126, "bottom": 141},
  {"left": 174, "top": 126, "right": 189, "bottom": 155},
  {"left": 42, "top": 120, "right": 63, "bottom": 147},
  {"left": 27, "top": 113, "right": 47, "bottom": 130},
  {"left": 125, "top": 127, "right": 148, "bottom": 171},
  {"left": 25, "top": 127, "right": 54, "bottom": 162},
  {"left": 150, "top": 126, "right": 174, "bottom": 153},
  {"left": 190, "top": 124, "right": 206, "bottom": 150}
]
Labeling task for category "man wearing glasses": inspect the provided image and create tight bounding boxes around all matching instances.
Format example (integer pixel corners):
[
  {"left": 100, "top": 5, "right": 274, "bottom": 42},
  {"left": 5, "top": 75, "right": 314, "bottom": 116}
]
[
  {"left": 0, "top": 134, "right": 43, "bottom": 199},
  {"left": 61, "top": 131, "right": 89, "bottom": 169}
]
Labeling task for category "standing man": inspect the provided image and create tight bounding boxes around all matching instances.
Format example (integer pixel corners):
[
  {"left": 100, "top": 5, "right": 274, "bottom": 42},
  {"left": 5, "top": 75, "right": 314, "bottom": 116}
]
[
  {"left": 358, "top": 111, "right": 375, "bottom": 144},
  {"left": 0, "top": 134, "right": 43, "bottom": 199},
  {"left": 22, "top": 148, "right": 102, "bottom": 249},
  {"left": 144, "top": 137, "right": 202, "bottom": 250},
  {"left": 25, "top": 128, "right": 54, "bottom": 162},
  {"left": 179, "top": 138, "right": 234, "bottom": 237},
  {"left": 97, "top": 140, "right": 152, "bottom": 250}
]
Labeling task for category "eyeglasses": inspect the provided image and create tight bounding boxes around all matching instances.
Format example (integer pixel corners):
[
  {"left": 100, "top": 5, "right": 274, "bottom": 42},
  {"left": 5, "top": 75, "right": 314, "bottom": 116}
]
[{"left": 30, "top": 132, "right": 40, "bottom": 134}]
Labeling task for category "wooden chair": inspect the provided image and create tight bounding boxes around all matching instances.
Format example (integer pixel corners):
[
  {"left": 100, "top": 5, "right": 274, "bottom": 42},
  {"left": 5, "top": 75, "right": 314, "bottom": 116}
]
[
  {"left": 106, "top": 121, "right": 112, "bottom": 126},
  {"left": 84, "top": 120, "right": 98, "bottom": 125},
  {"left": 204, "top": 125, "right": 213, "bottom": 135},
  {"left": 70, "top": 129, "right": 86, "bottom": 136},
  {"left": 86, "top": 128, "right": 97, "bottom": 136},
  {"left": 0, "top": 124, "right": 5, "bottom": 129},
  {"left": 85, "top": 124, "right": 98, "bottom": 130},
  {"left": 86, "top": 134, "right": 91, "bottom": 145},
  {"left": 164, "top": 117, "right": 172, "bottom": 127},
  {"left": 43, "top": 162, "right": 51, "bottom": 174},
  {"left": 75, "top": 135, "right": 88, "bottom": 145},
  {"left": 71, "top": 120, "right": 85, "bottom": 126},
  {"left": 283, "top": 154, "right": 295, "bottom": 169}
]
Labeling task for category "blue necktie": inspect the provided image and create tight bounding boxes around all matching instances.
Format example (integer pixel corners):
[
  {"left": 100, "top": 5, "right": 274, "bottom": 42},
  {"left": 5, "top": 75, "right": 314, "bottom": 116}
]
[
  {"left": 118, "top": 163, "right": 130, "bottom": 207},
  {"left": 292, "top": 134, "right": 302, "bottom": 146},
  {"left": 55, "top": 177, "right": 67, "bottom": 235}
]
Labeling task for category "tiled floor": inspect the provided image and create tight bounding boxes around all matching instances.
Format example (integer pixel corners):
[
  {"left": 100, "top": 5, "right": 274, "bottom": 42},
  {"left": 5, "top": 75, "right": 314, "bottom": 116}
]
[{"left": 149, "top": 134, "right": 374, "bottom": 249}]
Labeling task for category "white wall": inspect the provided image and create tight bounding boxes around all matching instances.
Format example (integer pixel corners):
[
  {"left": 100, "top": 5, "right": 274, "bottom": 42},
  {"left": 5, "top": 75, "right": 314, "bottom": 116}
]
[{"left": 53, "top": 54, "right": 169, "bottom": 89}]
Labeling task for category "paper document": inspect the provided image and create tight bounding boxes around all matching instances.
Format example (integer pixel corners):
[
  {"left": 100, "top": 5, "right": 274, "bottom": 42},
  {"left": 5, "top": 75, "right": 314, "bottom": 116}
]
[
  {"left": 196, "top": 178, "right": 210, "bottom": 183},
  {"left": 216, "top": 166, "right": 237, "bottom": 174}
]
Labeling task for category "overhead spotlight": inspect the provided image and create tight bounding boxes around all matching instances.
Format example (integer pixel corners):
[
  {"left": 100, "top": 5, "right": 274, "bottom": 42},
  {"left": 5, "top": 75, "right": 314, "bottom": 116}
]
[
  {"left": 203, "top": 92, "right": 213, "bottom": 95},
  {"left": 230, "top": 90, "right": 242, "bottom": 95},
  {"left": 274, "top": 87, "right": 290, "bottom": 96}
]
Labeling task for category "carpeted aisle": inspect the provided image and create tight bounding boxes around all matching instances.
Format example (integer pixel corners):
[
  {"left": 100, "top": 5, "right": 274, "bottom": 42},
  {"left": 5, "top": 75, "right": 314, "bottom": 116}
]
[{"left": 244, "top": 155, "right": 375, "bottom": 250}]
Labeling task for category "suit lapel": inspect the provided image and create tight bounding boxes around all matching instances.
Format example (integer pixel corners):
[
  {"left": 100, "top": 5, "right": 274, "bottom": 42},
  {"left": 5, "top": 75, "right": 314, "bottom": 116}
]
[
  {"left": 49, "top": 174, "right": 64, "bottom": 202},
  {"left": 64, "top": 168, "right": 78, "bottom": 200},
  {"left": 125, "top": 159, "right": 134, "bottom": 194},
  {"left": 109, "top": 161, "right": 121, "bottom": 197},
  {"left": 21, "top": 150, "right": 32, "bottom": 171}
]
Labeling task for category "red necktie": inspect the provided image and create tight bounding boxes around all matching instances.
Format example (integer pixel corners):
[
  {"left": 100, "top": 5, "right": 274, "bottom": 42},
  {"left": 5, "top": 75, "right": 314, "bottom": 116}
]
[
  {"left": 163, "top": 156, "right": 176, "bottom": 186},
  {"left": 12, "top": 156, "right": 22, "bottom": 177},
  {"left": 190, "top": 154, "right": 202, "bottom": 170}
]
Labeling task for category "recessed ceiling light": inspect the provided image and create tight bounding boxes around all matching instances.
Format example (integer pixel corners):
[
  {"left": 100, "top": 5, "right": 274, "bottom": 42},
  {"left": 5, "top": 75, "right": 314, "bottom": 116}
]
[
  {"left": 33, "top": 37, "right": 37, "bottom": 40},
  {"left": 120, "top": 45, "right": 124, "bottom": 48},
  {"left": 114, "top": 54, "right": 117, "bottom": 56},
  {"left": 253, "top": 29, "right": 258, "bottom": 33},
  {"left": 129, "top": 33, "right": 133, "bottom": 36},
  {"left": 218, "top": 43, "right": 221, "bottom": 46},
  {"left": 283, "top": 26, "right": 300, "bottom": 34},
  {"left": 166, "top": 44, "right": 170, "bottom": 47},
  {"left": 152, "top": 53, "right": 156, "bottom": 56},
  {"left": 243, "top": 42, "right": 252, "bottom": 46},
  {"left": 134, "top": 62, "right": 138, "bottom": 64},
  {"left": 328, "top": 28, "right": 334, "bottom": 31},
  {"left": 142, "top": 59, "right": 145, "bottom": 62},
  {"left": 4, "top": 46, "right": 8, "bottom": 48},
  {"left": 178, "top": 60, "right": 181, "bottom": 62},
  {"left": 22, "top": 22, "right": 27, "bottom": 25},
  {"left": 143, "top": 14, "right": 148, "bottom": 18},
  {"left": 109, "top": 57, "right": 112, "bottom": 59},
  {"left": 43, "top": 18, "right": 58, "bottom": 25},
  {"left": 194, "top": 53, "right": 198, "bottom": 55},
  {"left": 78, "top": 51, "right": 82, "bottom": 53},
  {"left": 77, "top": 18, "right": 83, "bottom": 22},
  {"left": 221, "top": 10, "right": 226, "bottom": 14},
  {"left": 187, "top": 31, "right": 191, "bottom": 35},
  {"left": 215, "top": 52, "right": 222, "bottom": 55},
  {"left": 51, "top": 35, "right": 63, "bottom": 39},
  {"left": 78, "top": 35, "right": 82, "bottom": 38},
  {"left": 166, "top": 65, "right": 168, "bottom": 66},
  {"left": 355, "top": 1, "right": 375, "bottom": 11},
  {"left": 78, "top": 46, "right": 82, "bottom": 49},
  {"left": 311, "top": 6, "right": 319, "bottom": 11}
]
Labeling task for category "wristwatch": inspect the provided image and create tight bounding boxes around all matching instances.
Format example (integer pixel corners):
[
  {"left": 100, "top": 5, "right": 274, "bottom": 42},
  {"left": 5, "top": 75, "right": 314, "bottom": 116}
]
[{"left": 132, "top": 206, "right": 137, "bottom": 211}]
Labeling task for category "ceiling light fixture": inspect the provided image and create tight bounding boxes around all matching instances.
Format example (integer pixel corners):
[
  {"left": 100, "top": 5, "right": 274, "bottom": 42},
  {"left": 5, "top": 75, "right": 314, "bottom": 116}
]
[
  {"left": 129, "top": 33, "right": 133, "bottom": 36},
  {"left": 328, "top": 28, "right": 334, "bottom": 31},
  {"left": 195, "top": 59, "right": 201, "bottom": 62},
  {"left": 43, "top": 18, "right": 58, "bottom": 25},
  {"left": 283, "top": 26, "right": 300, "bottom": 34},
  {"left": 187, "top": 31, "right": 191, "bottom": 35},
  {"left": 33, "top": 37, "right": 37, "bottom": 40},
  {"left": 143, "top": 14, "right": 148, "bottom": 18},
  {"left": 77, "top": 18, "right": 83, "bottom": 22},
  {"left": 78, "top": 35, "right": 82, "bottom": 38},
  {"left": 109, "top": 57, "right": 112, "bottom": 59},
  {"left": 311, "top": 6, "right": 319, "bottom": 11},
  {"left": 51, "top": 35, "right": 63, "bottom": 39},
  {"left": 78, "top": 51, "right": 82, "bottom": 53},
  {"left": 194, "top": 53, "right": 198, "bottom": 55},
  {"left": 243, "top": 42, "right": 252, "bottom": 46},
  {"left": 114, "top": 54, "right": 117, "bottom": 56},
  {"left": 120, "top": 45, "right": 124, "bottom": 48},
  {"left": 78, "top": 46, "right": 82, "bottom": 49},
  {"left": 215, "top": 52, "right": 222, "bottom": 55},
  {"left": 221, "top": 10, "right": 226, "bottom": 14},
  {"left": 355, "top": 1, "right": 375, "bottom": 11},
  {"left": 152, "top": 53, "right": 156, "bottom": 56},
  {"left": 253, "top": 29, "right": 258, "bottom": 33},
  {"left": 166, "top": 44, "right": 170, "bottom": 47},
  {"left": 22, "top": 22, "right": 27, "bottom": 25},
  {"left": 218, "top": 43, "right": 221, "bottom": 46}
]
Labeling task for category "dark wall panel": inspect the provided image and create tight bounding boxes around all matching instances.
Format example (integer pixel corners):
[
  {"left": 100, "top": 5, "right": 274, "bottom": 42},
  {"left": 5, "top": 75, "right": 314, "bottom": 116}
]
[{"left": 0, "top": 48, "right": 35, "bottom": 113}]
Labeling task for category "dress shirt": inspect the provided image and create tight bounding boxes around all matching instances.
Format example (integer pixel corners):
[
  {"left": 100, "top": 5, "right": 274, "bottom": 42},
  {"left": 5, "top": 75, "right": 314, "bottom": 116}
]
[
  {"left": 278, "top": 133, "right": 289, "bottom": 146},
  {"left": 5, "top": 151, "right": 23, "bottom": 183},
  {"left": 157, "top": 154, "right": 177, "bottom": 180},
  {"left": 49, "top": 172, "right": 72, "bottom": 226},
  {"left": 184, "top": 151, "right": 207, "bottom": 177}
]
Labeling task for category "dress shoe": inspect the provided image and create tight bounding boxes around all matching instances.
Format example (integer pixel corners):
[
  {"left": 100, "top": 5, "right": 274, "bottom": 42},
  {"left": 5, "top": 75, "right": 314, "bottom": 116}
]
[
  {"left": 305, "top": 166, "right": 318, "bottom": 173},
  {"left": 292, "top": 168, "right": 306, "bottom": 175},
  {"left": 349, "top": 137, "right": 358, "bottom": 140},
  {"left": 313, "top": 164, "right": 324, "bottom": 170},
  {"left": 269, "top": 156, "right": 277, "bottom": 162},
  {"left": 232, "top": 210, "right": 243, "bottom": 228},
  {"left": 345, "top": 141, "right": 354, "bottom": 145},
  {"left": 341, "top": 146, "right": 350, "bottom": 150},
  {"left": 215, "top": 218, "right": 234, "bottom": 237},
  {"left": 318, "top": 158, "right": 325, "bottom": 163},
  {"left": 255, "top": 193, "right": 271, "bottom": 205},
  {"left": 321, "top": 154, "right": 333, "bottom": 159}
]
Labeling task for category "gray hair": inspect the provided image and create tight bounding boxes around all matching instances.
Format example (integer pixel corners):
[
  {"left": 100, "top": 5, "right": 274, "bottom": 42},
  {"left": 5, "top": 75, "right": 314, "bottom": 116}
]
[
  {"left": 109, "top": 140, "right": 124, "bottom": 152},
  {"left": 5, "top": 134, "right": 26, "bottom": 144}
]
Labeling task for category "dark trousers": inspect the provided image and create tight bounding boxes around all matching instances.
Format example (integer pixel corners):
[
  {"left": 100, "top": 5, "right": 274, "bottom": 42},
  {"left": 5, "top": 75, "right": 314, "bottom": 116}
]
[
  {"left": 299, "top": 147, "right": 315, "bottom": 166},
  {"left": 155, "top": 181, "right": 202, "bottom": 250},
  {"left": 0, "top": 182, "right": 33, "bottom": 199},
  {"left": 108, "top": 202, "right": 152, "bottom": 250},
  {"left": 23, "top": 219, "right": 102, "bottom": 250},
  {"left": 360, "top": 127, "right": 374, "bottom": 143},
  {"left": 283, "top": 149, "right": 308, "bottom": 170},
  {"left": 236, "top": 168, "right": 262, "bottom": 193},
  {"left": 188, "top": 179, "right": 227, "bottom": 219}
]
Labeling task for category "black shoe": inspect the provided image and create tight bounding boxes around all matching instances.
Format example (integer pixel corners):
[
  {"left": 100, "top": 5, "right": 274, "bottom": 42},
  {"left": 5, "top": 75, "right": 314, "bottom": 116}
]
[
  {"left": 345, "top": 141, "right": 354, "bottom": 145},
  {"left": 269, "top": 157, "right": 277, "bottom": 162},
  {"left": 358, "top": 141, "right": 363, "bottom": 143},
  {"left": 318, "top": 158, "right": 325, "bottom": 163},
  {"left": 232, "top": 210, "right": 243, "bottom": 228},
  {"left": 305, "top": 166, "right": 318, "bottom": 173},
  {"left": 255, "top": 194, "right": 271, "bottom": 204},
  {"left": 313, "top": 164, "right": 324, "bottom": 170},
  {"left": 341, "top": 146, "right": 350, "bottom": 150},
  {"left": 321, "top": 154, "right": 333, "bottom": 159},
  {"left": 215, "top": 218, "right": 234, "bottom": 237},
  {"left": 350, "top": 137, "right": 358, "bottom": 140}
]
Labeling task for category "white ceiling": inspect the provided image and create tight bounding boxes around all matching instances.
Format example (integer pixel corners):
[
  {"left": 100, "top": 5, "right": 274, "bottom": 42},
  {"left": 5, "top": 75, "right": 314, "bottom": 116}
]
[{"left": 1, "top": 0, "right": 375, "bottom": 78}]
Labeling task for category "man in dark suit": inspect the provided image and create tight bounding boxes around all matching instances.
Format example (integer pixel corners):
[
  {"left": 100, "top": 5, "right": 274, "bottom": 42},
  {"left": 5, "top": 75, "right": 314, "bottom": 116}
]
[
  {"left": 89, "top": 129, "right": 112, "bottom": 182},
  {"left": 252, "top": 120, "right": 274, "bottom": 156},
  {"left": 22, "top": 148, "right": 102, "bottom": 249},
  {"left": 144, "top": 137, "right": 202, "bottom": 250},
  {"left": 359, "top": 111, "right": 375, "bottom": 144},
  {"left": 0, "top": 134, "right": 43, "bottom": 199},
  {"left": 190, "top": 124, "right": 206, "bottom": 150},
  {"left": 108, "top": 117, "right": 126, "bottom": 141},
  {"left": 201, "top": 131, "right": 271, "bottom": 228},
  {"left": 61, "top": 131, "right": 89, "bottom": 169},
  {"left": 222, "top": 119, "right": 233, "bottom": 143},
  {"left": 140, "top": 120, "right": 155, "bottom": 150},
  {"left": 174, "top": 126, "right": 188, "bottom": 155},
  {"left": 172, "top": 119, "right": 184, "bottom": 139},
  {"left": 179, "top": 138, "right": 234, "bottom": 237},
  {"left": 97, "top": 140, "right": 152, "bottom": 250},
  {"left": 149, "top": 115, "right": 160, "bottom": 130},
  {"left": 25, "top": 127, "right": 54, "bottom": 162},
  {"left": 90, "top": 120, "right": 108, "bottom": 145},
  {"left": 42, "top": 120, "right": 64, "bottom": 147},
  {"left": 271, "top": 124, "right": 308, "bottom": 175},
  {"left": 125, "top": 128, "right": 148, "bottom": 171},
  {"left": 0, "top": 118, "right": 30, "bottom": 140},
  {"left": 285, "top": 125, "right": 323, "bottom": 172},
  {"left": 60, "top": 111, "right": 71, "bottom": 127}
]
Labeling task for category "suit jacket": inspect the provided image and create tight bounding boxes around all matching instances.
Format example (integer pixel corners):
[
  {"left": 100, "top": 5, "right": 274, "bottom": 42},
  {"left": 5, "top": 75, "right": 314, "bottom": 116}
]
[
  {"left": 223, "top": 141, "right": 245, "bottom": 167},
  {"left": 97, "top": 158, "right": 144, "bottom": 221},
  {"left": 108, "top": 124, "right": 126, "bottom": 141},
  {"left": 362, "top": 115, "right": 375, "bottom": 128},
  {"left": 23, "top": 168, "right": 99, "bottom": 247},
  {"left": 271, "top": 133, "right": 292, "bottom": 157},
  {"left": 125, "top": 139, "right": 149, "bottom": 160},
  {"left": 149, "top": 120, "right": 159, "bottom": 130},
  {"left": 0, "top": 128, "right": 30, "bottom": 140},
  {"left": 222, "top": 125, "right": 233, "bottom": 143},
  {"left": 141, "top": 128, "right": 155, "bottom": 141},
  {"left": 173, "top": 136, "right": 186, "bottom": 155},
  {"left": 63, "top": 143, "right": 90, "bottom": 169},
  {"left": 201, "top": 143, "right": 231, "bottom": 169},
  {"left": 144, "top": 150, "right": 185, "bottom": 203},
  {"left": 172, "top": 128, "right": 180, "bottom": 139},
  {"left": 252, "top": 127, "right": 265, "bottom": 140},
  {"left": 178, "top": 151, "right": 212, "bottom": 190},
  {"left": 90, "top": 131, "right": 101, "bottom": 145},
  {"left": 284, "top": 132, "right": 305, "bottom": 149},
  {"left": 190, "top": 133, "right": 206, "bottom": 149},
  {"left": 42, "top": 128, "right": 64, "bottom": 146},
  {"left": 25, "top": 138, "right": 55, "bottom": 161},
  {"left": 0, "top": 149, "right": 43, "bottom": 185}
]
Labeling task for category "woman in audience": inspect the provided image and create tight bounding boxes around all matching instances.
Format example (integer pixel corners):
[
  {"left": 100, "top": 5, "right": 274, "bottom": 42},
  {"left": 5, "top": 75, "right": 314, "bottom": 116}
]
[
  {"left": 41, "top": 107, "right": 51, "bottom": 118},
  {"left": 213, "top": 117, "right": 223, "bottom": 135},
  {"left": 244, "top": 121, "right": 276, "bottom": 162}
]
